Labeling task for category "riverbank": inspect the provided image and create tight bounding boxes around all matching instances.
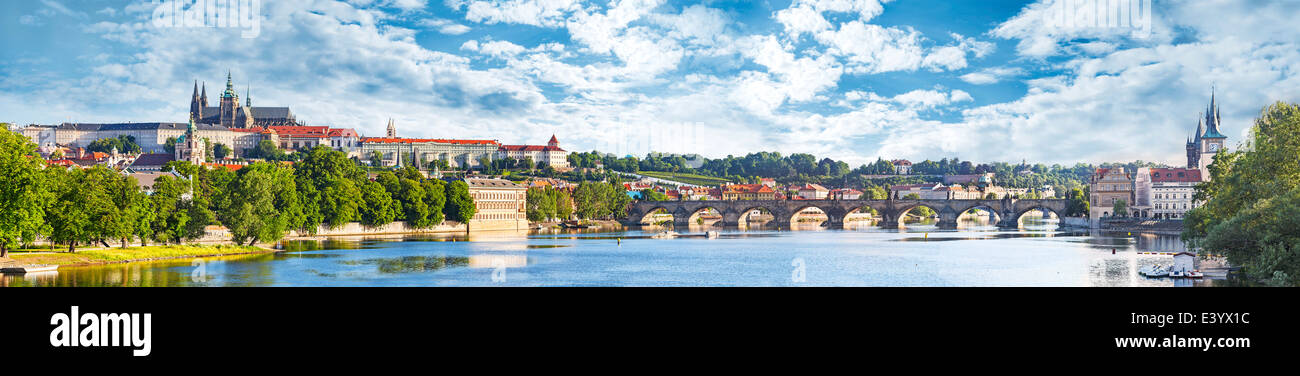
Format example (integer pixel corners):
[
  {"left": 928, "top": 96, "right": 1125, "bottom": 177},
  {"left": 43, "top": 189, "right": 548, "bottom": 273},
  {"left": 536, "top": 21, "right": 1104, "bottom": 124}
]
[{"left": 4, "top": 245, "right": 276, "bottom": 267}]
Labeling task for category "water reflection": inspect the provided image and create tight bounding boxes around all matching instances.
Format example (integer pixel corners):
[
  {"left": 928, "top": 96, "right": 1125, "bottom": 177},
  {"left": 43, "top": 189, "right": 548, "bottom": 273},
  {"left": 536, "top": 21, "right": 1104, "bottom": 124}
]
[{"left": 3, "top": 225, "right": 1222, "bottom": 287}]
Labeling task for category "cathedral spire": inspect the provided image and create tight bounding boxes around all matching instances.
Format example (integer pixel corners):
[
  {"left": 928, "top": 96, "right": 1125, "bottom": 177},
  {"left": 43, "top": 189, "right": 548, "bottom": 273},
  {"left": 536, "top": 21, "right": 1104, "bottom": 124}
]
[
  {"left": 192, "top": 80, "right": 199, "bottom": 99},
  {"left": 246, "top": 86, "right": 251, "bottom": 107}
]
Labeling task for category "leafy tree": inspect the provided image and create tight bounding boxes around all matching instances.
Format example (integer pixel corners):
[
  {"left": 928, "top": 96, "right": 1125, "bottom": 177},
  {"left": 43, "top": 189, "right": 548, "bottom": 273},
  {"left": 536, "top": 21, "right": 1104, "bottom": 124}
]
[
  {"left": 422, "top": 179, "right": 447, "bottom": 225},
  {"left": 1184, "top": 102, "right": 1300, "bottom": 285},
  {"left": 1112, "top": 199, "right": 1128, "bottom": 218},
  {"left": 397, "top": 179, "right": 431, "bottom": 227},
  {"left": 86, "top": 135, "right": 142, "bottom": 154},
  {"left": 444, "top": 180, "right": 477, "bottom": 223},
  {"left": 247, "top": 140, "right": 287, "bottom": 161},
  {"left": 359, "top": 180, "right": 399, "bottom": 228},
  {"left": 149, "top": 175, "right": 191, "bottom": 245},
  {"left": 164, "top": 137, "right": 177, "bottom": 155},
  {"left": 369, "top": 150, "right": 384, "bottom": 167},
  {"left": 0, "top": 130, "right": 50, "bottom": 256},
  {"left": 526, "top": 187, "right": 555, "bottom": 221},
  {"left": 221, "top": 163, "right": 303, "bottom": 245},
  {"left": 1065, "top": 187, "right": 1090, "bottom": 217},
  {"left": 214, "top": 143, "right": 232, "bottom": 160},
  {"left": 641, "top": 188, "right": 670, "bottom": 201},
  {"left": 295, "top": 146, "right": 365, "bottom": 229},
  {"left": 903, "top": 193, "right": 921, "bottom": 200}
]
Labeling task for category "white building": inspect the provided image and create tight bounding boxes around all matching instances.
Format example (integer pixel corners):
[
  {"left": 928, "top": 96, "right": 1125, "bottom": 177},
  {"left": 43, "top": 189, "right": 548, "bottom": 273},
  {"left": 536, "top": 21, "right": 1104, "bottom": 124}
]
[{"left": 498, "top": 135, "right": 569, "bottom": 169}]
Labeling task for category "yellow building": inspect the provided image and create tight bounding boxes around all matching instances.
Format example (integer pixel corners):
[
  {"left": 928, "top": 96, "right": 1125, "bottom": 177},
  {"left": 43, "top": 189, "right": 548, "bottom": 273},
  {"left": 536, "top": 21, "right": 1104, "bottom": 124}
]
[{"left": 464, "top": 178, "right": 528, "bottom": 231}]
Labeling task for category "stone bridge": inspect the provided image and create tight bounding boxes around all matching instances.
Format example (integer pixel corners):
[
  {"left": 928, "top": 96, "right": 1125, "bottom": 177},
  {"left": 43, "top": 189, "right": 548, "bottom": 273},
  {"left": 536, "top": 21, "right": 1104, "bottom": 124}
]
[{"left": 623, "top": 198, "right": 1070, "bottom": 229}]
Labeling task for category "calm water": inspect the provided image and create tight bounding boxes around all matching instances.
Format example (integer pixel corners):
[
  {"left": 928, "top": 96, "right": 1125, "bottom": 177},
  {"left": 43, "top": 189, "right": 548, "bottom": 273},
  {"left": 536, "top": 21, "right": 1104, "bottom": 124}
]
[{"left": 1, "top": 220, "right": 1217, "bottom": 287}]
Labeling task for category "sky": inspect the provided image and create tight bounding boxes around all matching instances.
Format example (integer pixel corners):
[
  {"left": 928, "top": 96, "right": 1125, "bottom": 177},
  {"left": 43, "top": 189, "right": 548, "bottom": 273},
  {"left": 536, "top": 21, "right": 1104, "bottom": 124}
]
[{"left": 2, "top": 0, "right": 1299, "bottom": 167}]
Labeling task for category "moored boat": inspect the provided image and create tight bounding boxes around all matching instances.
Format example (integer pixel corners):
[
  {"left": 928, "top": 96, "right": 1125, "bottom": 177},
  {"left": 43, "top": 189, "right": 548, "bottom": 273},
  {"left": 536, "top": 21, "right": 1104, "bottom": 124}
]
[{"left": 1, "top": 264, "right": 59, "bottom": 274}]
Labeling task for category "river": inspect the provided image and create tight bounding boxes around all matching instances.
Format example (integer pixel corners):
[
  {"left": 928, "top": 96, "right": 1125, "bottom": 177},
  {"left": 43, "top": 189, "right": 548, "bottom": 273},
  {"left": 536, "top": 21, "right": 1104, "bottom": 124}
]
[{"left": 1, "top": 219, "right": 1220, "bottom": 287}]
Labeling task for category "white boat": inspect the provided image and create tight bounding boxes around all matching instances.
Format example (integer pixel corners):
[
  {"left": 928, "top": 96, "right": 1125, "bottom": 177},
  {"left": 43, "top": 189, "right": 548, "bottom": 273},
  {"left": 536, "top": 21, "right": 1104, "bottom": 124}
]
[
  {"left": 1, "top": 264, "right": 59, "bottom": 274},
  {"left": 650, "top": 231, "right": 679, "bottom": 239},
  {"left": 706, "top": 231, "right": 720, "bottom": 239},
  {"left": 1138, "top": 265, "right": 1169, "bottom": 277},
  {"left": 1168, "top": 270, "right": 1186, "bottom": 278},
  {"left": 1184, "top": 270, "right": 1204, "bottom": 278}
]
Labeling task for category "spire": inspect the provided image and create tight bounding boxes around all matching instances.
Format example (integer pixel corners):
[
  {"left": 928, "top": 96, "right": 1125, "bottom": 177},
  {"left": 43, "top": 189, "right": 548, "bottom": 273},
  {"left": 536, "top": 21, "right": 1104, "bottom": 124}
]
[
  {"left": 192, "top": 80, "right": 199, "bottom": 99},
  {"left": 245, "top": 86, "right": 251, "bottom": 107},
  {"left": 386, "top": 118, "right": 396, "bottom": 138}
]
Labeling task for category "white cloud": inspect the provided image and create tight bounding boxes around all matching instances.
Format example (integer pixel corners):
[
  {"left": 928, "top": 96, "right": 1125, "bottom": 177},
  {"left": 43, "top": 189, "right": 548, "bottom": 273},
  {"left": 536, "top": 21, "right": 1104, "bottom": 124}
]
[
  {"left": 461, "top": 0, "right": 581, "bottom": 28},
  {"left": 959, "top": 67, "right": 1025, "bottom": 85},
  {"left": 417, "top": 18, "right": 472, "bottom": 35}
]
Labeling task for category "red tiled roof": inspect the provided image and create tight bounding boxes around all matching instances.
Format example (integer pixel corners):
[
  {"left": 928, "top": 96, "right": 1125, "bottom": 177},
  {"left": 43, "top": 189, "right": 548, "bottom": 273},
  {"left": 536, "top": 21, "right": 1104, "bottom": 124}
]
[
  {"left": 723, "top": 184, "right": 774, "bottom": 194},
  {"left": 360, "top": 137, "right": 500, "bottom": 145},
  {"left": 891, "top": 159, "right": 912, "bottom": 165},
  {"left": 500, "top": 145, "right": 565, "bottom": 152},
  {"left": 203, "top": 163, "right": 245, "bottom": 171},
  {"left": 1149, "top": 168, "right": 1202, "bottom": 183}
]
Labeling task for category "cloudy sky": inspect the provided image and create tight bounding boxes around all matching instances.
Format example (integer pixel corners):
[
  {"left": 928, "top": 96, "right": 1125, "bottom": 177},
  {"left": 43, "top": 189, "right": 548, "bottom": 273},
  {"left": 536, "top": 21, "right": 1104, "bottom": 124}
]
[{"left": 3, "top": 0, "right": 1299, "bottom": 166}]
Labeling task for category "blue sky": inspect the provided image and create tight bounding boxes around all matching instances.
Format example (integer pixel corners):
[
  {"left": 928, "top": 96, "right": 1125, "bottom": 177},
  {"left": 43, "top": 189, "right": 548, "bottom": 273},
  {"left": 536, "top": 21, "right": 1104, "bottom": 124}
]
[{"left": 3, "top": 0, "right": 1299, "bottom": 166}]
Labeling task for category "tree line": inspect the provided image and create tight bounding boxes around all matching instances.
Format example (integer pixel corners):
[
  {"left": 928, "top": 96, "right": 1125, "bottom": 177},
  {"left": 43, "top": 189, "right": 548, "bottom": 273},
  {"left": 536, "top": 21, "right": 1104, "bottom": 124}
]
[
  {"left": 1183, "top": 102, "right": 1300, "bottom": 286},
  {"left": 0, "top": 134, "right": 477, "bottom": 256}
]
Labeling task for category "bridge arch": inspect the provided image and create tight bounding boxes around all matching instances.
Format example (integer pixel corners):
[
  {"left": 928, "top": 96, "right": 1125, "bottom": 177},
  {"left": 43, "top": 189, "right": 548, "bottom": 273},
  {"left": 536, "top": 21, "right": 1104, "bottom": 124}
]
[
  {"left": 1007, "top": 205, "right": 1063, "bottom": 229},
  {"left": 894, "top": 203, "right": 947, "bottom": 228},
  {"left": 636, "top": 206, "right": 674, "bottom": 226},
  {"left": 952, "top": 203, "right": 1003, "bottom": 228},
  {"left": 685, "top": 206, "right": 727, "bottom": 227},
  {"left": 736, "top": 205, "right": 779, "bottom": 228}
]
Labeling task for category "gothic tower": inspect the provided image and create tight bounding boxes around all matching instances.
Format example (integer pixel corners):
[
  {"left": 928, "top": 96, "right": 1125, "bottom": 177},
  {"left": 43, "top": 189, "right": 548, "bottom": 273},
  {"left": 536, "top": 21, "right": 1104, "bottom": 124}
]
[
  {"left": 190, "top": 81, "right": 202, "bottom": 121},
  {"left": 219, "top": 71, "right": 240, "bottom": 128},
  {"left": 387, "top": 118, "right": 396, "bottom": 138},
  {"left": 1186, "top": 116, "right": 1203, "bottom": 169},
  {"left": 1198, "top": 91, "right": 1228, "bottom": 174}
]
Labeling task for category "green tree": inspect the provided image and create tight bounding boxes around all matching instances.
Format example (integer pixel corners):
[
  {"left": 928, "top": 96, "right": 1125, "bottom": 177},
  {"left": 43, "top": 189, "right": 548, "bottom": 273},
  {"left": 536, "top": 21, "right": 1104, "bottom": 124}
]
[
  {"left": 526, "top": 187, "right": 557, "bottom": 221},
  {"left": 444, "top": 180, "right": 477, "bottom": 223},
  {"left": 149, "top": 175, "right": 191, "bottom": 244},
  {"left": 295, "top": 146, "right": 364, "bottom": 229},
  {"left": 164, "top": 137, "right": 177, "bottom": 155},
  {"left": 1112, "top": 199, "right": 1128, "bottom": 217},
  {"left": 903, "top": 193, "right": 921, "bottom": 200},
  {"left": 1065, "top": 188, "right": 1089, "bottom": 217},
  {"left": 221, "top": 163, "right": 303, "bottom": 245},
  {"left": 0, "top": 130, "right": 50, "bottom": 256},
  {"left": 369, "top": 150, "right": 384, "bottom": 167},
  {"left": 641, "top": 188, "right": 670, "bottom": 201},
  {"left": 397, "top": 179, "right": 431, "bottom": 227},
  {"left": 1184, "top": 102, "right": 1300, "bottom": 285},
  {"left": 422, "top": 179, "right": 447, "bottom": 225},
  {"left": 359, "top": 180, "right": 399, "bottom": 228},
  {"left": 214, "top": 143, "right": 232, "bottom": 160}
]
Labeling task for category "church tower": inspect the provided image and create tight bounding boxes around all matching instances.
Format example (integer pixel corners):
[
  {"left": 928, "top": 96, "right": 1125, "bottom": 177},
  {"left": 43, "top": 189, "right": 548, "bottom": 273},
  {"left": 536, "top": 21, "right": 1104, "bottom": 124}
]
[
  {"left": 1199, "top": 91, "right": 1228, "bottom": 174},
  {"left": 190, "top": 81, "right": 202, "bottom": 122},
  {"left": 387, "top": 118, "right": 396, "bottom": 138},
  {"left": 547, "top": 134, "right": 559, "bottom": 148}
]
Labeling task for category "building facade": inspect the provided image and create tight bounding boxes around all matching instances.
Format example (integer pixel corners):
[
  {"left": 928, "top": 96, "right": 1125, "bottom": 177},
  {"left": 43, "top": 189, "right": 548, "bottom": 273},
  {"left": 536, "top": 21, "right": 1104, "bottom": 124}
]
[
  {"left": 498, "top": 135, "right": 569, "bottom": 169},
  {"left": 1089, "top": 167, "right": 1134, "bottom": 219},
  {"left": 1148, "top": 168, "right": 1203, "bottom": 219},
  {"left": 361, "top": 137, "right": 501, "bottom": 169},
  {"left": 464, "top": 178, "right": 528, "bottom": 231}
]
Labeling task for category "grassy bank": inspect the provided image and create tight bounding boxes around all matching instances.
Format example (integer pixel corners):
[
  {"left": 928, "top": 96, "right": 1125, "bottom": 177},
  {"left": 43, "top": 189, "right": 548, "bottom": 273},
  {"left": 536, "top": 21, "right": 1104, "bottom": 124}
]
[
  {"left": 8, "top": 245, "right": 273, "bottom": 267},
  {"left": 637, "top": 171, "right": 734, "bottom": 186}
]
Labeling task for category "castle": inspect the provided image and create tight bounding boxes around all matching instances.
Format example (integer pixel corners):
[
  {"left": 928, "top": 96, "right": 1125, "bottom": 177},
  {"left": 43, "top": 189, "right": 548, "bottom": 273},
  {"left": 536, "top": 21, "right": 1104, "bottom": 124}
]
[{"left": 189, "top": 71, "right": 299, "bottom": 128}]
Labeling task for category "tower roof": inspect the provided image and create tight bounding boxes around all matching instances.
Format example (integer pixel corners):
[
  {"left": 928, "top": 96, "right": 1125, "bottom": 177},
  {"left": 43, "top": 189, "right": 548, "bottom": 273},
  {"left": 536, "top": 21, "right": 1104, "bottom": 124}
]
[
  {"left": 549, "top": 134, "right": 558, "bottom": 144},
  {"left": 1202, "top": 91, "right": 1227, "bottom": 139}
]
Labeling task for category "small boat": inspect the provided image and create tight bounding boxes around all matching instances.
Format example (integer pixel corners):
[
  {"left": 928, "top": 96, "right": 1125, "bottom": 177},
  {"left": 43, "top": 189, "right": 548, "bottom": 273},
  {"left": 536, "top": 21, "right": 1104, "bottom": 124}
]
[
  {"left": 706, "top": 231, "right": 720, "bottom": 239},
  {"left": 561, "top": 221, "right": 591, "bottom": 229},
  {"left": 651, "top": 231, "right": 679, "bottom": 239},
  {"left": 1139, "top": 265, "right": 1168, "bottom": 278},
  {"left": 1168, "top": 270, "right": 1186, "bottom": 278},
  {"left": 1184, "top": 270, "right": 1204, "bottom": 278},
  {"left": 1, "top": 264, "right": 59, "bottom": 274}
]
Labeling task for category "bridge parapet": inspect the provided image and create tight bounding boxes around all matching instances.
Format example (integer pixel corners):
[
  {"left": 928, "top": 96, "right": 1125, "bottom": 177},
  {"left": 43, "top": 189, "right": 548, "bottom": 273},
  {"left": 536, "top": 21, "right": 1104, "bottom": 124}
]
[{"left": 624, "top": 198, "right": 1070, "bottom": 230}]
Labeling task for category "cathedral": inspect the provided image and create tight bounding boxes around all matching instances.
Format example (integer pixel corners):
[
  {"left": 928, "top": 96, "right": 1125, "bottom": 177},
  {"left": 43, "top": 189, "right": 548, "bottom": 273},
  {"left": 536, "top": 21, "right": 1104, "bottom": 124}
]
[
  {"left": 1185, "top": 92, "right": 1228, "bottom": 175},
  {"left": 189, "top": 72, "right": 299, "bottom": 128}
]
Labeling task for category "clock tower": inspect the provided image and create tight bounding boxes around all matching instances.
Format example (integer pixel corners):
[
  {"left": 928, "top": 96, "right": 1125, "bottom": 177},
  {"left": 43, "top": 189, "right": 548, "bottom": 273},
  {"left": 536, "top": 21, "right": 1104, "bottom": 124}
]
[{"left": 1197, "top": 91, "right": 1228, "bottom": 175}]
